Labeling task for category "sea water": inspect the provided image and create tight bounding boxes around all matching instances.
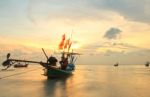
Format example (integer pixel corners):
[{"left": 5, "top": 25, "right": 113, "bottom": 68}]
[{"left": 0, "top": 65, "right": 150, "bottom": 97}]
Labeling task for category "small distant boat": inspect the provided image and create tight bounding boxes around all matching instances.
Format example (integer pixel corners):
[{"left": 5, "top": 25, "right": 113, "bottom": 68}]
[
  {"left": 14, "top": 62, "right": 28, "bottom": 68},
  {"left": 145, "top": 62, "right": 149, "bottom": 67},
  {"left": 114, "top": 63, "right": 119, "bottom": 67}
]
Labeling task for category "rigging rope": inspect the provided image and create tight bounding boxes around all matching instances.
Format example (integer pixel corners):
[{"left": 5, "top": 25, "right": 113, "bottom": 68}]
[{"left": 0, "top": 67, "right": 42, "bottom": 79}]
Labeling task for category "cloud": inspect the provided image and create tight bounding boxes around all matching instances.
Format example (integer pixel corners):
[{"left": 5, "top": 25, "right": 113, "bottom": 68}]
[
  {"left": 27, "top": 0, "right": 37, "bottom": 25},
  {"left": 104, "top": 50, "right": 125, "bottom": 56},
  {"left": 0, "top": 43, "right": 46, "bottom": 62},
  {"left": 81, "top": 41, "right": 148, "bottom": 56},
  {"left": 103, "top": 28, "right": 122, "bottom": 40},
  {"left": 72, "top": 40, "right": 80, "bottom": 44},
  {"left": 0, "top": 0, "right": 149, "bottom": 25},
  {"left": 26, "top": 0, "right": 122, "bottom": 25},
  {"left": 101, "top": 0, "right": 150, "bottom": 24},
  {"left": 78, "top": 47, "right": 150, "bottom": 65},
  {"left": 27, "top": 0, "right": 150, "bottom": 24},
  {"left": 26, "top": 0, "right": 91, "bottom": 24},
  {"left": 88, "top": 0, "right": 150, "bottom": 24},
  {"left": 112, "top": 43, "right": 139, "bottom": 49}
]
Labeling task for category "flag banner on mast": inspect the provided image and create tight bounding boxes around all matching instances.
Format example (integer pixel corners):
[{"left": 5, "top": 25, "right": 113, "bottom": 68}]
[
  {"left": 59, "top": 34, "right": 66, "bottom": 50},
  {"left": 64, "top": 38, "right": 70, "bottom": 49}
]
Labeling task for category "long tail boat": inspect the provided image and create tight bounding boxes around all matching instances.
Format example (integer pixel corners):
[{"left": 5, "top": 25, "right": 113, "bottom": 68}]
[
  {"left": 2, "top": 50, "right": 80, "bottom": 78},
  {"left": 2, "top": 34, "right": 80, "bottom": 78},
  {"left": 41, "top": 48, "right": 80, "bottom": 78}
]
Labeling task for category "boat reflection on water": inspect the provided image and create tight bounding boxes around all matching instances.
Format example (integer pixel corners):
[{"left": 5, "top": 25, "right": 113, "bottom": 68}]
[
  {"left": 1, "top": 65, "right": 150, "bottom": 97},
  {"left": 42, "top": 75, "right": 73, "bottom": 97}
]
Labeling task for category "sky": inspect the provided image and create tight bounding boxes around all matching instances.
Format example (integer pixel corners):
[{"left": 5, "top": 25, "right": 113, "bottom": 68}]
[{"left": 0, "top": 0, "right": 150, "bottom": 65}]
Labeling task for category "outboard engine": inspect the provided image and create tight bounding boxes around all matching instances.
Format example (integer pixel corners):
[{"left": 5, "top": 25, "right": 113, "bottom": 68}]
[
  {"left": 2, "top": 60, "right": 11, "bottom": 67},
  {"left": 2, "top": 53, "right": 11, "bottom": 67},
  {"left": 47, "top": 56, "right": 58, "bottom": 66}
]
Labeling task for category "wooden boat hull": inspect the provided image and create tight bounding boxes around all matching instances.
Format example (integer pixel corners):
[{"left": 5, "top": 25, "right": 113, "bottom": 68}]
[
  {"left": 14, "top": 64, "right": 28, "bottom": 68},
  {"left": 45, "top": 68, "right": 73, "bottom": 78}
]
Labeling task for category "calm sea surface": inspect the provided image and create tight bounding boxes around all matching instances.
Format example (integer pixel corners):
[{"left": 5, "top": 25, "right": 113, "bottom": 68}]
[{"left": 0, "top": 65, "right": 150, "bottom": 97}]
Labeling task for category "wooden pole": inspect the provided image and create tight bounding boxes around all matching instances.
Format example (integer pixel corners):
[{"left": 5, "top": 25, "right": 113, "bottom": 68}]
[{"left": 9, "top": 59, "right": 46, "bottom": 64}]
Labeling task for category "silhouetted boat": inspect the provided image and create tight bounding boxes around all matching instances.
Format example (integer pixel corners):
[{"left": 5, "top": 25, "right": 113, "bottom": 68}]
[
  {"left": 42, "top": 52, "right": 79, "bottom": 78},
  {"left": 114, "top": 63, "right": 119, "bottom": 67},
  {"left": 43, "top": 66, "right": 73, "bottom": 78},
  {"left": 14, "top": 62, "right": 28, "bottom": 68},
  {"left": 2, "top": 34, "right": 80, "bottom": 78},
  {"left": 2, "top": 51, "right": 79, "bottom": 78},
  {"left": 145, "top": 62, "right": 149, "bottom": 67}
]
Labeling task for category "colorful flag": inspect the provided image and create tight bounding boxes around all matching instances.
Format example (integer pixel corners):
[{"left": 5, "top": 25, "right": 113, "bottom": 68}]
[
  {"left": 59, "top": 40, "right": 64, "bottom": 50},
  {"left": 64, "top": 38, "right": 70, "bottom": 49},
  {"left": 62, "top": 34, "right": 65, "bottom": 41},
  {"left": 59, "top": 34, "right": 66, "bottom": 50}
]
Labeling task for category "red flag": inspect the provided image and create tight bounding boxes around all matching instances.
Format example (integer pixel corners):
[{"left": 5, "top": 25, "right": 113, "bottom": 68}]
[
  {"left": 64, "top": 39, "right": 70, "bottom": 49},
  {"left": 62, "top": 34, "right": 65, "bottom": 41},
  {"left": 59, "top": 40, "right": 64, "bottom": 49},
  {"left": 59, "top": 34, "right": 66, "bottom": 50}
]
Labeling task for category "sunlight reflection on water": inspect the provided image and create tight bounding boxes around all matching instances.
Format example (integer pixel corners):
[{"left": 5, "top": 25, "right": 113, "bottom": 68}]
[{"left": 0, "top": 65, "right": 150, "bottom": 97}]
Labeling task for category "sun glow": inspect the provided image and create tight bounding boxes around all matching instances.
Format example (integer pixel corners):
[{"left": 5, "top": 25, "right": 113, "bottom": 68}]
[{"left": 71, "top": 44, "right": 80, "bottom": 49}]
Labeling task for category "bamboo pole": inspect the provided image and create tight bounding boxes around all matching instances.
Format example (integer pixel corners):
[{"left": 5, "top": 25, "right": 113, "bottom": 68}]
[{"left": 9, "top": 59, "right": 46, "bottom": 64}]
